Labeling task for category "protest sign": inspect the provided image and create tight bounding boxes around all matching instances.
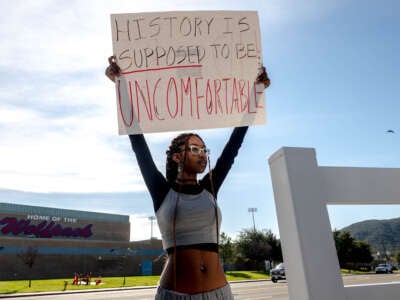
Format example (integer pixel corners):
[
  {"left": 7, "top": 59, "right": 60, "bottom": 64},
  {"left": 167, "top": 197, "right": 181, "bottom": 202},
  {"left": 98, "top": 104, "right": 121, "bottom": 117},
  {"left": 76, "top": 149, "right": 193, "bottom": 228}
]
[{"left": 110, "top": 10, "right": 265, "bottom": 135}]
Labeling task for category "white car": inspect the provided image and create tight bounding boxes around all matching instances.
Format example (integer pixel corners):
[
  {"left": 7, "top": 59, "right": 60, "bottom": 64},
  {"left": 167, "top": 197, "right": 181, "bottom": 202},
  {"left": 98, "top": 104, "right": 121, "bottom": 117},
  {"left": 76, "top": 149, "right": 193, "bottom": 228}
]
[{"left": 375, "top": 263, "right": 393, "bottom": 274}]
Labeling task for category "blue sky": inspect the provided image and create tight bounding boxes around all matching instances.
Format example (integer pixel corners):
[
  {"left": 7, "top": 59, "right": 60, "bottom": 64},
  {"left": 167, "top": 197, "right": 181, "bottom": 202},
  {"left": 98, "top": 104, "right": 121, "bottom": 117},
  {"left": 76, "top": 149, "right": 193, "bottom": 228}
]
[{"left": 1, "top": 0, "right": 400, "bottom": 241}]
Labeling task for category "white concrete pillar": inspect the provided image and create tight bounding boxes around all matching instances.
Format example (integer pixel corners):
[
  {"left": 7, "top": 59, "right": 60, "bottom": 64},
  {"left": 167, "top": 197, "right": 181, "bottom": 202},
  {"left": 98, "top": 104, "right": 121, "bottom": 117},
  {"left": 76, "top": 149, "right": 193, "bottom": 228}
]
[
  {"left": 269, "top": 147, "right": 345, "bottom": 300},
  {"left": 269, "top": 146, "right": 400, "bottom": 300}
]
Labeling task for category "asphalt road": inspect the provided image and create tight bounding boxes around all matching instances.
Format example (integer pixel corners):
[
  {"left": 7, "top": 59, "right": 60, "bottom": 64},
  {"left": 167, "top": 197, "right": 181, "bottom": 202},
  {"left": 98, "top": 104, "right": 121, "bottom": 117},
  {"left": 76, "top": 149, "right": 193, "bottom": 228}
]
[{"left": 2, "top": 274, "right": 400, "bottom": 300}]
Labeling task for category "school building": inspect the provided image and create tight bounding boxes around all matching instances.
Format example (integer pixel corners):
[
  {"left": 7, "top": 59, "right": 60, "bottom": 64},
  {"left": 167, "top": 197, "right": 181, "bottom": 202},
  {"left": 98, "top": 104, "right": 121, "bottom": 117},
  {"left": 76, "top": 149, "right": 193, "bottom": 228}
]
[{"left": 0, "top": 202, "right": 165, "bottom": 280}]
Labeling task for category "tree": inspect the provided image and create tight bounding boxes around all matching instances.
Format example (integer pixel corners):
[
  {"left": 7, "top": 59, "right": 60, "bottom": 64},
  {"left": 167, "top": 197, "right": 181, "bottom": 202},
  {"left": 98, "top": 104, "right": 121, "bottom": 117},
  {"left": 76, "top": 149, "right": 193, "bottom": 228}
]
[
  {"left": 333, "top": 230, "right": 354, "bottom": 268},
  {"left": 351, "top": 240, "right": 373, "bottom": 265},
  {"left": 266, "top": 231, "right": 283, "bottom": 263},
  {"left": 333, "top": 230, "right": 373, "bottom": 270},
  {"left": 236, "top": 229, "right": 282, "bottom": 270},
  {"left": 17, "top": 246, "right": 38, "bottom": 288},
  {"left": 219, "top": 232, "right": 235, "bottom": 269},
  {"left": 395, "top": 251, "right": 400, "bottom": 265}
]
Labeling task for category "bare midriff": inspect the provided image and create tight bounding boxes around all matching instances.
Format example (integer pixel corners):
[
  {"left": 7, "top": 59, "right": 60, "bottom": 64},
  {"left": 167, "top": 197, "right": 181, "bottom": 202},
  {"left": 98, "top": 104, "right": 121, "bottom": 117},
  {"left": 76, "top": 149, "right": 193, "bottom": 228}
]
[{"left": 159, "top": 248, "right": 227, "bottom": 294}]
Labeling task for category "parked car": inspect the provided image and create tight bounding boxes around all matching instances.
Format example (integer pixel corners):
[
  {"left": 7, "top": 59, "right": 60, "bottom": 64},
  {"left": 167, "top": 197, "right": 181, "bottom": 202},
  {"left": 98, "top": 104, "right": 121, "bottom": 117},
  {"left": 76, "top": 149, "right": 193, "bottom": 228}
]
[
  {"left": 270, "top": 263, "right": 286, "bottom": 283},
  {"left": 375, "top": 263, "right": 393, "bottom": 274}
]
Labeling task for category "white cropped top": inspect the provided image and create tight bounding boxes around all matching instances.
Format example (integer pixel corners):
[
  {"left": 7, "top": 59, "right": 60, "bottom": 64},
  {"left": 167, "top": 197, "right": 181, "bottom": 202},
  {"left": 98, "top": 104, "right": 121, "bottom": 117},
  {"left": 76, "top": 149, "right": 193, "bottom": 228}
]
[
  {"left": 128, "top": 126, "right": 248, "bottom": 252},
  {"left": 156, "top": 188, "right": 222, "bottom": 250}
]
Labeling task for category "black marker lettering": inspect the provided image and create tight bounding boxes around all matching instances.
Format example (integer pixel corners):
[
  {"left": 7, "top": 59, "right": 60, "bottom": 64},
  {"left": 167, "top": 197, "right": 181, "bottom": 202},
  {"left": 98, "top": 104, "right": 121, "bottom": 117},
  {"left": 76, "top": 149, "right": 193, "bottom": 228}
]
[
  {"left": 149, "top": 17, "right": 161, "bottom": 37},
  {"left": 176, "top": 46, "right": 187, "bottom": 64},
  {"left": 132, "top": 18, "right": 145, "bottom": 40},
  {"left": 238, "top": 17, "right": 250, "bottom": 32},
  {"left": 180, "top": 17, "right": 192, "bottom": 37},
  {"left": 209, "top": 44, "right": 220, "bottom": 58},
  {"left": 194, "top": 17, "right": 202, "bottom": 36},
  {"left": 115, "top": 19, "right": 130, "bottom": 42},
  {"left": 223, "top": 17, "right": 233, "bottom": 35},
  {"left": 206, "top": 17, "right": 214, "bottom": 34},
  {"left": 133, "top": 48, "right": 143, "bottom": 68},
  {"left": 247, "top": 43, "right": 256, "bottom": 57},
  {"left": 166, "top": 46, "right": 176, "bottom": 66},
  {"left": 164, "top": 17, "right": 178, "bottom": 38},
  {"left": 221, "top": 44, "right": 230, "bottom": 59},
  {"left": 144, "top": 48, "right": 154, "bottom": 67},
  {"left": 119, "top": 49, "right": 132, "bottom": 70},
  {"left": 155, "top": 47, "right": 166, "bottom": 66}
]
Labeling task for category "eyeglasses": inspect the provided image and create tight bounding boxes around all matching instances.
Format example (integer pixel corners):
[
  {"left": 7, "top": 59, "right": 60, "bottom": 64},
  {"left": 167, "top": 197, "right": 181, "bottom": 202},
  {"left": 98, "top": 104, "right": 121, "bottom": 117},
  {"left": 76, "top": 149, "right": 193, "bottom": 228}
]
[{"left": 185, "top": 145, "right": 210, "bottom": 156}]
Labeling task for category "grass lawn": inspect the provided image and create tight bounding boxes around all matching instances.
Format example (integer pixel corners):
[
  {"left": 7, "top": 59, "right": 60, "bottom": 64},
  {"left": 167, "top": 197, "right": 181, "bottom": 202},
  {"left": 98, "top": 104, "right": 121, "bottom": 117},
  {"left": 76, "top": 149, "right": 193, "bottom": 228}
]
[
  {"left": 340, "top": 269, "right": 375, "bottom": 275},
  {"left": 0, "top": 271, "right": 269, "bottom": 295}
]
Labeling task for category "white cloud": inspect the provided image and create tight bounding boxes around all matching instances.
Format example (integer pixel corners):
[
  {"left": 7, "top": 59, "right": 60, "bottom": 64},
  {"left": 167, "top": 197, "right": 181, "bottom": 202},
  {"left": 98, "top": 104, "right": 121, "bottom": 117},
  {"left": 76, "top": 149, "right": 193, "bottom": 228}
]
[
  {"left": 0, "top": 100, "right": 146, "bottom": 193},
  {"left": 0, "top": 106, "right": 37, "bottom": 124},
  {"left": 0, "top": 134, "right": 145, "bottom": 193}
]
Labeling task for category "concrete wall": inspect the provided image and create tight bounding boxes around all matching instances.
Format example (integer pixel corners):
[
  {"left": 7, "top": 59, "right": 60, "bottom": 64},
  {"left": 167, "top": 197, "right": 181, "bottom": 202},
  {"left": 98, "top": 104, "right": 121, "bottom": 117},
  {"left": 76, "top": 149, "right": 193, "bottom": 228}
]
[{"left": 0, "top": 237, "right": 164, "bottom": 280}]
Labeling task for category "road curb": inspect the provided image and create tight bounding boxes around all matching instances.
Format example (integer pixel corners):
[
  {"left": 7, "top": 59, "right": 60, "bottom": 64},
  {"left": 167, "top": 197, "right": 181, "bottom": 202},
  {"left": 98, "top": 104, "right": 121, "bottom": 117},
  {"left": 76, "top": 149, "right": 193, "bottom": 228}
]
[
  {"left": 0, "top": 279, "right": 270, "bottom": 298},
  {"left": 0, "top": 285, "right": 157, "bottom": 298}
]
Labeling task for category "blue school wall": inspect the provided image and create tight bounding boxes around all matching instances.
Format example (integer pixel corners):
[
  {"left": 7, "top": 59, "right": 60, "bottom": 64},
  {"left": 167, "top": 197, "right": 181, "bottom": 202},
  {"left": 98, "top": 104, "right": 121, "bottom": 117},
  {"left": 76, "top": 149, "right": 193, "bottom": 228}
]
[{"left": 0, "top": 202, "right": 164, "bottom": 279}]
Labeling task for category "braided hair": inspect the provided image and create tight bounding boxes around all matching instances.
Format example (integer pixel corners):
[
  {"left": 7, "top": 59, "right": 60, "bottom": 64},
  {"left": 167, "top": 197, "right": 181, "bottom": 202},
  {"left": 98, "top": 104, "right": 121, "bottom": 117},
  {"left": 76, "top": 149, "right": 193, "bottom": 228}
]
[{"left": 165, "top": 133, "right": 204, "bottom": 183}]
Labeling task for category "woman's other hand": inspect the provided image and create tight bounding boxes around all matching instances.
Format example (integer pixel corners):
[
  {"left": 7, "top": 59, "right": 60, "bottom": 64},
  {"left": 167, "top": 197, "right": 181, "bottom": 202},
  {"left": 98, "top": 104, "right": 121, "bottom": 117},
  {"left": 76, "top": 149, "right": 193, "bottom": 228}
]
[
  {"left": 256, "top": 66, "right": 271, "bottom": 89},
  {"left": 105, "top": 56, "right": 121, "bottom": 83}
]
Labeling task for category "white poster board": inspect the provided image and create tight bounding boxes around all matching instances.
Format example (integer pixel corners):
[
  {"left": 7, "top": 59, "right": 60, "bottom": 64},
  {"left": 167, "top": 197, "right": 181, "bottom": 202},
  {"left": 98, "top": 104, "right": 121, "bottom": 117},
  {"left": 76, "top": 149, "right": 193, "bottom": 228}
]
[{"left": 110, "top": 11, "right": 265, "bottom": 135}]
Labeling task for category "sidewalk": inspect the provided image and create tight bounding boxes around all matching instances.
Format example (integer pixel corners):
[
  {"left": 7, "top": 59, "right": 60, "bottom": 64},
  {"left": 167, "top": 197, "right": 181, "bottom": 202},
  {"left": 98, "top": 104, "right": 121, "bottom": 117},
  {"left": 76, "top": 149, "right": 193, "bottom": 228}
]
[
  {"left": 0, "top": 285, "right": 157, "bottom": 299},
  {"left": 0, "top": 279, "right": 269, "bottom": 298}
]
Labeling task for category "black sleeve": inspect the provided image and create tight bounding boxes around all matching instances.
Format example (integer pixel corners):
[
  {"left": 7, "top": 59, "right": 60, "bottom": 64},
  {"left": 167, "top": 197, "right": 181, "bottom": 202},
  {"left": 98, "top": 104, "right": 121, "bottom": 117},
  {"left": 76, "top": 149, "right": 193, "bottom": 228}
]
[
  {"left": 128, "top": 134, "right": 169, "bottom": 211},
  {"left": 200, "top": 126, "right": 248, "bottom": 196}
]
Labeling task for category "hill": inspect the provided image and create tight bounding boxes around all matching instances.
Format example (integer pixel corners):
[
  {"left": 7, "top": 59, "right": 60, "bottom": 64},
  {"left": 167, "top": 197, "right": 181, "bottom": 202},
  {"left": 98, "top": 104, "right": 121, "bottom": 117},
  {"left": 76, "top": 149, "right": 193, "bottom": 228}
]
[{"left": 342, "top": 218, "right": 400, "bottom": 254}]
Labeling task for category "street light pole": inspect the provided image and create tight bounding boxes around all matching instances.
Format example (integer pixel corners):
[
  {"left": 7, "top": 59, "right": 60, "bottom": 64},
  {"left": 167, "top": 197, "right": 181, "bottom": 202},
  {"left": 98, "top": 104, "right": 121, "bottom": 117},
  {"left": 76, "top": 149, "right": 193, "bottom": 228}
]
[
  {"left": 248, "top": 208, "right": 257, "bottom": 231},
  {"left": 148, "top": 216, "right": 156, "bottom": 239}
]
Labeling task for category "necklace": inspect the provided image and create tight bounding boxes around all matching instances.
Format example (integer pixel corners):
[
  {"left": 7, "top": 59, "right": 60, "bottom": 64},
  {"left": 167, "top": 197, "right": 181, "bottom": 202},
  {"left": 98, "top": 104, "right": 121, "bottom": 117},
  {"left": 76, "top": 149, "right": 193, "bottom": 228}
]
[{"left": 175, "top": 178, "right": 199, "bottom": 184}]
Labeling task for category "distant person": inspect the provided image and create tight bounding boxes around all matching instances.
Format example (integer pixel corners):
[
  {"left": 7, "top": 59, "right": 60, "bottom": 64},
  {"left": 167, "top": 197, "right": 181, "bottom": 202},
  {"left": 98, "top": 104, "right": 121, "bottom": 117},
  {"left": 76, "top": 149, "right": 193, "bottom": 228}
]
[
  {"left": 85, "top": 272, "right": 92, "bottom": 285},
  {"left": 72, "top": 272, "right": 79, "bottom": 285},
  {"left": 105, "top": 56, "right": 270, "bottom": 299},
  {"left": 95, "top": 275, "right": 102, "bottom": 285}
]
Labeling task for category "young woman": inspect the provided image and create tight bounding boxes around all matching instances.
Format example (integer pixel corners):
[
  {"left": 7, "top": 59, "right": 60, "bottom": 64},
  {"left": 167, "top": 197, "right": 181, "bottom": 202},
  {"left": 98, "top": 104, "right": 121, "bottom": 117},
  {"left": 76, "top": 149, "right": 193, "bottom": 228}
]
[{"left": 106, "top": 57, "right": 270, "bottom": 299}]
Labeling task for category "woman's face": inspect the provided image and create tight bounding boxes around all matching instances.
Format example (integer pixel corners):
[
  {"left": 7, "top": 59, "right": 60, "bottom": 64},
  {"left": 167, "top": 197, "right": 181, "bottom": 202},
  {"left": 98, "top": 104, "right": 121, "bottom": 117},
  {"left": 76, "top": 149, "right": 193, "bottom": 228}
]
[{"left": 181, "top": 135, "right": 208, "bottom": 174}]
